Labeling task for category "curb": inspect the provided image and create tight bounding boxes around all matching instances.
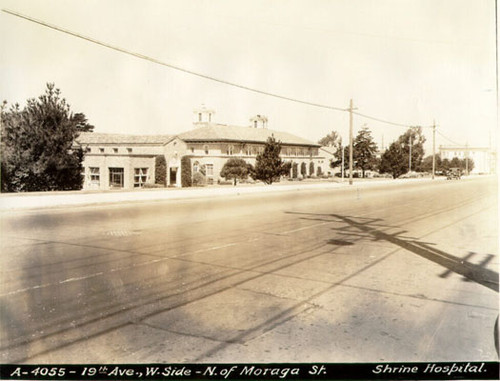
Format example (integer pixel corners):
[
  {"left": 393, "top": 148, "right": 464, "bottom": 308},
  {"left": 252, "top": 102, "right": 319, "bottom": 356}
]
[{"left": 0, "top": 176, "right": 467, "bottom": 212}]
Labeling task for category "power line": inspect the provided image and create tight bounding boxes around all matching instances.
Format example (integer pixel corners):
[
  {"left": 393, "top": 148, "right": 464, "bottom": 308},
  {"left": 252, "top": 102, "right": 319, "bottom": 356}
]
[
  {"left": 353, "top": 110, "right": 433, "bottom": 129},
  {"left": 437, "top": 130, "right": 464, "bottom": 146},
  {"left": 2, "top": 8, "right": 437, "bottom": 132},
  {"left": 3, "top": 9, "right": 348, "bottom": 112}
]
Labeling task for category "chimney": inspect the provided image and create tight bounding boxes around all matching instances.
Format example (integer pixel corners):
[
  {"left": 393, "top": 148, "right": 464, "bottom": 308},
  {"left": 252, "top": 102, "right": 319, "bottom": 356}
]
[
  {"left": 193, "top": 104, "right": 215, "bottom": 127},
  {"left": 250, "top": 114, "right": 268, "bottom": 128}
]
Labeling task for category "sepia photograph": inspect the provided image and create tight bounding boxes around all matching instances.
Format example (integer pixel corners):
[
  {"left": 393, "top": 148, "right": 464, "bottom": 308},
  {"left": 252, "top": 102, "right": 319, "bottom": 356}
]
[{"left": 0, "top": 0, "right": 498, "bottom": 379}]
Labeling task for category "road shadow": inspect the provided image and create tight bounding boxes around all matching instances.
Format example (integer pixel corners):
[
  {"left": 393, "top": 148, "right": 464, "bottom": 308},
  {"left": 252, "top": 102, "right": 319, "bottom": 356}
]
[{"left": 286, "top": 211, "right": 499, "bottom": 293}]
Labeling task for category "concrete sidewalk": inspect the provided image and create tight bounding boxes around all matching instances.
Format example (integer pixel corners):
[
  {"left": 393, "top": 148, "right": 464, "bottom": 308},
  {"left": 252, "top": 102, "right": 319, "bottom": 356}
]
[{"left": 0, "top": 177, "right": 450, "bottom": 211}]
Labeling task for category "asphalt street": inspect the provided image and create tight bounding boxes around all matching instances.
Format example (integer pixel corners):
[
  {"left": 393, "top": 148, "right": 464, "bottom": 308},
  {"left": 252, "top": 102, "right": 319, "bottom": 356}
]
[{"left": 0, "top": 177, "right": 498, "bottom": 363}]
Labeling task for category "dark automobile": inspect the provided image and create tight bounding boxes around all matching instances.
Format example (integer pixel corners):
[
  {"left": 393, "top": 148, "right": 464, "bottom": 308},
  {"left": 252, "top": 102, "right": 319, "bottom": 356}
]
[{"left": 446, "top": 167, "right": 462, "bottom": 180}]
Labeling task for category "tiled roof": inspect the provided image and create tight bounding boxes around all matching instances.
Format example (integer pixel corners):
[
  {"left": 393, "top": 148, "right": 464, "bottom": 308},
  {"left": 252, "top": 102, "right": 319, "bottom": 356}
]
[
  {"left": 76, "top": 133, "right": 175, "bottom": 145},
  {"left": 178, "top": 124, "right": 320, "bottom": 147}
]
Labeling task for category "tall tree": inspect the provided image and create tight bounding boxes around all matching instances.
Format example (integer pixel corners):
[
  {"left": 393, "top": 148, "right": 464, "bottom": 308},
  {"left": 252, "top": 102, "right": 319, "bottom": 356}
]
[
  {"left": 379, "top": 141, "right": 407, "bottom": 179},
  {"left": 71, "top": 112, "right": 95, "bottom": 133},
  {"left": 318, "top": 130, "right": 340, "bottom": 147},
  {"left": 318, "top": 130, "right": 343, "bottom": 168},
  {"left": 353, "top": 125, "right": 378, "bottom": 177},
  {"left": 252, "top": 135, "right": 288, "bottom": 184},
  {"left": 398, "top": 126, "right": 426, "bottom": 172},
  {"left": 420, "top": 154, "right": 442, "bottom": 173},
  {"left": 1, "top": 83, "right": 91, "bottom": 192}
]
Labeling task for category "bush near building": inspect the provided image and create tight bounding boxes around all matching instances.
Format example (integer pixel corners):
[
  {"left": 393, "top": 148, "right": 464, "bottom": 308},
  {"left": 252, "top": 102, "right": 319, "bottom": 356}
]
[
  {"left": 220, "top": 158, "right": 251, "bottom": 185},
  {"left": 181, "top": 156, "right": 192, "bottom": 187},
  {"left": 155, "top": 155, "right": 167, "bottom": 186}
]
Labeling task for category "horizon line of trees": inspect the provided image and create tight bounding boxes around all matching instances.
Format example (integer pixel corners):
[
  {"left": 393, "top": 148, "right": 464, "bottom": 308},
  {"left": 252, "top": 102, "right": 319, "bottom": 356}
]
[{"left": 318, "top": 126, "right": 474, "bottom": 179}]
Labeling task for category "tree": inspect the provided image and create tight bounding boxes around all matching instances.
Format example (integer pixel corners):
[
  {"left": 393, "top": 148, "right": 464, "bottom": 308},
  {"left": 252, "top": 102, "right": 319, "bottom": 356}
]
[
  {"left": 220, "top": 158, "right": 250, "bottom": 185},
  {"left": 252, "top": 135, "right": 289, "bottom": 184},
  {"left": 379, "top": 141, "right": 406, "bottom": 179},
  {"left": 72, "top": 112, "right": 95, "bottom": 133},
  {"left": 420, "top": 154, "right": 441, "bottom": 173},
  {"left": 318, "top": 130, "right": 340, "bottom": 147},
  {"left": 1, "top": 83, "right": 91, "bottom": 192},
  {"left": 353, "top": 125, "right": 378, "bottom": 177},
  {"left": 450, "top": 157, "right": 462, "bottom": 169},
  {"left": 318, "top": 130, "right": 343, "bottom": 168},
  {"left": 155, "top": 155, "right": 167, "bottom": 186},
  {"left": 398, "top": 127, "right": 426, "bottom": 172},
  {"left": 181, "top": 156, "right": 192, "bottom": 187},
  {"left": 463, "top": 157, "right": 474, "bottom": 173}
]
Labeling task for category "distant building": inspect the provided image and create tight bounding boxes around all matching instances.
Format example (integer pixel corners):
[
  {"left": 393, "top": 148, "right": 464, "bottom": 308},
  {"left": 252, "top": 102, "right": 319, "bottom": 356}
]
[
  {"left": 76, "top": 108, "right": 331, "bottom": 190},
  {"left": 439, "top": 145, "right": 496, "bottom": 174}
]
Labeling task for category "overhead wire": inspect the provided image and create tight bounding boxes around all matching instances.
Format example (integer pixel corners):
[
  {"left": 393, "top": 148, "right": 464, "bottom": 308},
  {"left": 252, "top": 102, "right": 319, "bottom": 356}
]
[
  {"left": 3, "top": 8, "right": 443, "bottom": 135},
  {"left": 437, "top": 130, "right": 464, "bottom": 146}
]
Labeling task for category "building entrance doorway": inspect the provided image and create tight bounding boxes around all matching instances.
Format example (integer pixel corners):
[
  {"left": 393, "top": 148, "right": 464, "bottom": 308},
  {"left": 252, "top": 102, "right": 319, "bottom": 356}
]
[
  {"left": 109, "top": 167, "right": 124, "bottom": 188},
  {"left": 169, "top": 167, "right": 178, "bottom": 186}
]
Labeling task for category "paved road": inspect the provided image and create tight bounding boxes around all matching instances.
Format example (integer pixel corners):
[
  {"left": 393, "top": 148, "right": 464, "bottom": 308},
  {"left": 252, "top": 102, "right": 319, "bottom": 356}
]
[{"left": 0, "top": 177, "right": 498, "bottom": 363}]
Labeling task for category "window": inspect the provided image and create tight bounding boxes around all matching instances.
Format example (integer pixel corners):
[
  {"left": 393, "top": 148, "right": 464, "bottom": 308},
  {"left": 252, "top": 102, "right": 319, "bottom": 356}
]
[
  {"left": 246, "top": 146, "right": 252, "bottom": 156},
  {"left": 99, "top": 148, "right": 104, "bottom": 153},
  {"left": 86, "top": 147, "right": 91, "bottom": 153},
  {"left": 109, "top": 168, "right": 124, "bottom": 188},
  {"left": 198, "top": 113, "right": 202, "bottom": 122},
  {"left": 134, "top": 168, "right": 148, "bottom": 187},
  {"left": 204, "top": 145, "right": 209, "bottom": 155},
  {"left": 205, "top": 164, "right": 214, "bottom": 176},
  {"left": 227, "top": 145, "right": 234, "bottom": 155},
  {"left": 191, "top": 147, "right": 195, "bottom": 153},
  {"left": 89, "top": 167, "right": 100, "bottom": 184},
  {"left": 193, "top": 161, "right": 200, "bottom": 173},
  {"left": 113, "top": 148, "right": 118, "bottom": 153},
  {"left": 127, "top": 148, "right": 133, "bottom": 153}
]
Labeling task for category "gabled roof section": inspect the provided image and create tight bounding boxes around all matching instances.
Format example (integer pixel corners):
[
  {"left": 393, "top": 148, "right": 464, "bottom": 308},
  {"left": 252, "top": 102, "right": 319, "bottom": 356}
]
[
  {"left": 76, "top": 132, "right": 175, "bottom": 145},
  {"left": 178, "top": 124, "right": 320, "bottom": 147}
]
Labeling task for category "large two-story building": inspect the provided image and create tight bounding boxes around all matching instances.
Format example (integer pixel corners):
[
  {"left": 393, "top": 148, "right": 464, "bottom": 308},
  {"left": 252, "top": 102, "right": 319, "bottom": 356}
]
[
  {"left": 76, "top": 108, "right": 333, "bottom": 190},
  {"left": 439, "top": 145, "right": 496, "bottom": 175}
]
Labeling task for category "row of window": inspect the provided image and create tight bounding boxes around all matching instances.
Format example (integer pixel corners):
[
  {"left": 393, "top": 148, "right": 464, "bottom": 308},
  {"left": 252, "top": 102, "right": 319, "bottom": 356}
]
[
  {"left": 87, "top": 147, "right": 134, "bottom": 154},
  {"left": 88, "top": 167, "right": 148, "bottom": 188},
  {"left": 189, "top": 145, "right": 318, "bottom": 157}
]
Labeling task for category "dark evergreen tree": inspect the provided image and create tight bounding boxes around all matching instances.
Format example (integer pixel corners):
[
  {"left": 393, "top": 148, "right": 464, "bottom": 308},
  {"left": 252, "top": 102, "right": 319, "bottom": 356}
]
[
  {"left": 353, "top": 125, "right": 378, "bottom": 177},
  {"left": 155, "top": 155, "right": 167, "bottom": 186},
  {"left": 1, "top": 84, "right": 91, "bottom": 192},
  {"left": 379, "top": 141, "right": 407, "bottom": 179},
  {"left": 252, "top": 136, "right": 288, "bottom": 184}
]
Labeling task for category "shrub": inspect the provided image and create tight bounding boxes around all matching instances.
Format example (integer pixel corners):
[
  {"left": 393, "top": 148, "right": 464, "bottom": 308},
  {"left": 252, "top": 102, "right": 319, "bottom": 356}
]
[
  {"left": 155, "top": 155, "right": 167, "bottom": 186},
  {"left": 181, "top": 156, "right": 192, "bottom": 187},
  {"left": 192, "top": 172, "right": 206, "bottom": 186}
]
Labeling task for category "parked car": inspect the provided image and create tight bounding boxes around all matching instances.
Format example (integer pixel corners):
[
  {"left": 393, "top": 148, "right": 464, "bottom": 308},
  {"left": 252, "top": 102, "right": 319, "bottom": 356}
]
[{"left": 446, "top": 168, "right": 462, "bottom": 180}]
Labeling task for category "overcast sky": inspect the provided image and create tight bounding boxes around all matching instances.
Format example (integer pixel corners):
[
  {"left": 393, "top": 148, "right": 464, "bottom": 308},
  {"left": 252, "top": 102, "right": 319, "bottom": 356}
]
[{"left": 0, "top": 0, "right": 497, "bottom": 154}]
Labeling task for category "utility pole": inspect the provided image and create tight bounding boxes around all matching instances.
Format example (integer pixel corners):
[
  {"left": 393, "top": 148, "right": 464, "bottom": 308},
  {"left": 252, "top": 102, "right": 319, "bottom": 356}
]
[
  {"left": 348, "top": 99, "right": 355, "bottom": 185},
  {"left": 465, "top": 141, "right": 469, "bottom": 175},
  {"left": 409, "top": 133, "right": 413, "bottom": 172},
  {"left": 341, "top": 145, "right": 345, "bottom": 182},
  {"left": 432, "top": 121, "right": 436, "bottom": 180}
]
